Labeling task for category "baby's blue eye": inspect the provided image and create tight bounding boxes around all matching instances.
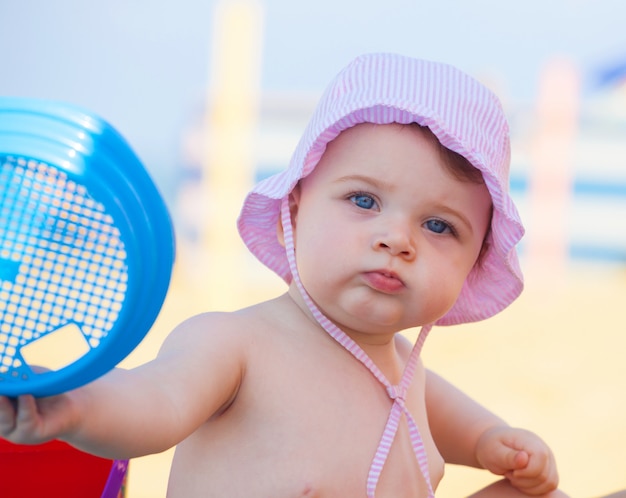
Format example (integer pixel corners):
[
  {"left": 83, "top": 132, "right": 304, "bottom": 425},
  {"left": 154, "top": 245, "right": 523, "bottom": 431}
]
[
  {"left": 350, "top": 194, "right": 376, "bottom": 210},
  {"left": 425, "top": 219, "right": 452, "bottom": 234}
]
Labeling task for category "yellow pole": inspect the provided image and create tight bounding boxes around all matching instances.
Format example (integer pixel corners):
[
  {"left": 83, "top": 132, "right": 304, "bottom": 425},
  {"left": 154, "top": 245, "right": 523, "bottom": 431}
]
[{"left": 201, "top": 0, "right": 263, "bottom": 309}]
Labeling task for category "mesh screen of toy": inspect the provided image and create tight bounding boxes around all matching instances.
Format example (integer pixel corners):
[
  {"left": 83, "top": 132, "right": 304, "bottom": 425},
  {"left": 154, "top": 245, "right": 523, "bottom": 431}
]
[{"left": 0, "top": 156, "right": 128, "bottom": 380}]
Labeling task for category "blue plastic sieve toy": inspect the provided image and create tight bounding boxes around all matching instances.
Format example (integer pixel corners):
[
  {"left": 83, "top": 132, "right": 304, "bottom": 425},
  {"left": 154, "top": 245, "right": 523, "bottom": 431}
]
[{"left": 0, "top": 97, "right": 175, "bottom": 397}]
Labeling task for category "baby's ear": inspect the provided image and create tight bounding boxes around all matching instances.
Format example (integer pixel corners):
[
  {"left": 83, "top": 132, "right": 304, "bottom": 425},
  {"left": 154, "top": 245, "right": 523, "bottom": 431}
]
[{"left": 276, "top": 186, "right": 301, "bottom": 248}]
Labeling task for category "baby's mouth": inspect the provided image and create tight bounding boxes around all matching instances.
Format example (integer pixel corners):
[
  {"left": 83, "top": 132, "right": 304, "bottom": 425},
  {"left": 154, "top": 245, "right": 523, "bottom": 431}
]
[{"left": 362, "top": 270, "right": 405, "bottom": 293}]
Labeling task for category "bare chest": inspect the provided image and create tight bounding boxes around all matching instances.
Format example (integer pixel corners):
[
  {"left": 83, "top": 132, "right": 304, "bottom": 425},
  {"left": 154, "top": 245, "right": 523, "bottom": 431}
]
[{"left": 168, "top": 333, "right": 443, "bottom": 497}]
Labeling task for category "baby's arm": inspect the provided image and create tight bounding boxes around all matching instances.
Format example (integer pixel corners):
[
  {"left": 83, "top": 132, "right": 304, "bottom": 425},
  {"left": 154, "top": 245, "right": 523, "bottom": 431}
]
[
  {"left": 425, "top": 369, "right": 559, "bottom": 495},
  {"left": 0, "top": 312, "right": 245, "bottom": 459}
]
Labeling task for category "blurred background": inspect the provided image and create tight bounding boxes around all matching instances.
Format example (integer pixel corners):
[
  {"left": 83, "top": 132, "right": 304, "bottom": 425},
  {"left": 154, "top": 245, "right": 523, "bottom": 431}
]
[{"left": 1, "top": 0, "right": 625, "bottom": 496}]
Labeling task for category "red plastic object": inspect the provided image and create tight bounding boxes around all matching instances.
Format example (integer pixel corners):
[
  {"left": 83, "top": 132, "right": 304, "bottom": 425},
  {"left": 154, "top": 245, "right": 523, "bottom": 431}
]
[{"left": 0, "top": 439, "right": 117, "bottom": 497}]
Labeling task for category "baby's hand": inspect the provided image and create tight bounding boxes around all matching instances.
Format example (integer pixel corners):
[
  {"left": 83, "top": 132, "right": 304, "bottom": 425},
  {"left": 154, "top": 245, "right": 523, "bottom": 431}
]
[
  {"left": 475, "top": 425, "right": 559, "bottom": 496},
  {"left": 0, "top": 394, "right": 76, "bottom": 446}
]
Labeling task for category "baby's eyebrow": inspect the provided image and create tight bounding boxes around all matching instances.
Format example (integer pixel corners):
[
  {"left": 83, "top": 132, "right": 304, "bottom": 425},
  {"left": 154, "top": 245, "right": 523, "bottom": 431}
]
[{"left": 334, "top": 174, "right": 394, "bottom": 191}]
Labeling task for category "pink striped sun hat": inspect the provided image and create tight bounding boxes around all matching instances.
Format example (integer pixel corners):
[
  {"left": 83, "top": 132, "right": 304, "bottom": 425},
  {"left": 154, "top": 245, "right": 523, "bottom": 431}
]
[{"left": 238, "top": 52, "right": 524, "bottom": 326}]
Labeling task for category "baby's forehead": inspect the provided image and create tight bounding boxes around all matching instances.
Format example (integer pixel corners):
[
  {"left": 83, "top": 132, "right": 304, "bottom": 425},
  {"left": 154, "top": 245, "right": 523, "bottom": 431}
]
[
  {"left": 313, "top": 122, "right": 481, "bottom": 184},
  {"left": 325, "top": 122, "right": 442, "bottom": 151},
  {"left": 315, "top": 122, "right": 427, "bottom": 164}
]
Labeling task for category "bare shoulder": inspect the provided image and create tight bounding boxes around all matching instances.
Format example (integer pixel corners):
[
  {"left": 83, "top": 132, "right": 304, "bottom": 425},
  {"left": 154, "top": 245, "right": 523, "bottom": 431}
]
[
  {"left": 185, "top": 297, "right": 293, "bottom": 384},
  {"left": 140, "top": 298, "right": 286, "bottom": 424},
  {"left": 157, "top": 297, "right": 285, "bottom": 362}
]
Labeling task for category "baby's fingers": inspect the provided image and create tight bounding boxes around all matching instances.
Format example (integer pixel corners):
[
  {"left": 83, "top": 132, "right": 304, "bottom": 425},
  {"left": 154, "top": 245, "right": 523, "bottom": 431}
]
[
  {"left": 477, "top": 434, "right": 529, "bottom": 475},
  {"left": 15, "top": 395, "right": 40, "bottom": 427},
  {"left": 507, "top": 456, "right": 559, "bottom": 495},
  {"left": 0, "top": 395, "right": 18, "bottom": 435},
  {"left": 0, "top": 395, "right": 46, "bottom": 443},
  {"left": 1, "top": 395, "right": 33, "bottom": 434}
]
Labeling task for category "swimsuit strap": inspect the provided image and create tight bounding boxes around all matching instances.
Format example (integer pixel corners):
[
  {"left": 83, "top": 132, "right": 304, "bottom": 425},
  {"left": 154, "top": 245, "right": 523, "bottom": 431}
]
[{"left": 281, "top": 197, "right": 435, "bottom": 498}]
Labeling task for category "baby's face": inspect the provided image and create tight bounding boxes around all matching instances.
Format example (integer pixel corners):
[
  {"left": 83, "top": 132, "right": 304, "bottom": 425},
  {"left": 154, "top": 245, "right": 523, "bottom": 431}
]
[{"left": 289, "top": 123, "right": 492, "bottom": 338}]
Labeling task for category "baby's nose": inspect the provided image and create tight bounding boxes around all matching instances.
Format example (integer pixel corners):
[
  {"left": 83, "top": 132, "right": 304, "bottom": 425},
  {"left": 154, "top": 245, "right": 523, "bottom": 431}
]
[{"left": 373, "top": 224, "right": 416, "bottom": 259}]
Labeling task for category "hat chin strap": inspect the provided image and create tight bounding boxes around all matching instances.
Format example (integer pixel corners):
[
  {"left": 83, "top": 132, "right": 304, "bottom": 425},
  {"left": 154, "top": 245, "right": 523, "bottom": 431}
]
[{"left": 280, "top": 197, "right": 435, "bottom": 497}]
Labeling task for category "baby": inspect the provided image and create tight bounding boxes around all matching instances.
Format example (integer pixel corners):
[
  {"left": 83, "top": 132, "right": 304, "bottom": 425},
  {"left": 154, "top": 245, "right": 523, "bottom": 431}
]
[{"left": 0, "top": 53, "right": 568, "bottom": 497}]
